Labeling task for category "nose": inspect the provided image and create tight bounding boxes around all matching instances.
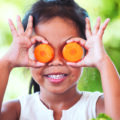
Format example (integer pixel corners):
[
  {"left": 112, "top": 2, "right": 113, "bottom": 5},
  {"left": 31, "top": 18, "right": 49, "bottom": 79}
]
[{"left": 48, "top": 52, "right": 64, "bottom": 66}]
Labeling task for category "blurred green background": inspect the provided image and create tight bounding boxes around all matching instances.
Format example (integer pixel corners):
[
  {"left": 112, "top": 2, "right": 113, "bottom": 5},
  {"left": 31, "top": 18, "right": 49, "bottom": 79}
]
[{"left": 0, "top": 0, "right": 120, "bottom": 101}]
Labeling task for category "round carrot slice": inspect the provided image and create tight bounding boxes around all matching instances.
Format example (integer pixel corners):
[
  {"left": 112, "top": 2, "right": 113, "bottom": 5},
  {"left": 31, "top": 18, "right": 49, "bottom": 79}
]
[
  {"left": 62, "top": 42, "right": 84, "bottom": 62},
  {"left": 34, "top": 44, "right": 54, "bottom": 63}
]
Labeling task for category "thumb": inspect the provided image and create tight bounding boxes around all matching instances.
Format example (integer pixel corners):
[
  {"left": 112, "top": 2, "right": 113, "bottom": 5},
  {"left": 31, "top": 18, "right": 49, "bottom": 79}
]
[
  {"left": 66, "top": 59, "right": 86, "bottom": 67},
  {"left": 28, "top": 59, "right": 45, "bottom": 67}
]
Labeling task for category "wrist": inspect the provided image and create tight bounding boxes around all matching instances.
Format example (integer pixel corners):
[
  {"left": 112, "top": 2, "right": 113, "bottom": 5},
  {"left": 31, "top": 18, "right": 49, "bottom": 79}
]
[
  {"left": 1, "top": 54, "right": 15, "bottom": 71},
  {"left": 95, "top": 53, "right": 110, "bottom": 71}
]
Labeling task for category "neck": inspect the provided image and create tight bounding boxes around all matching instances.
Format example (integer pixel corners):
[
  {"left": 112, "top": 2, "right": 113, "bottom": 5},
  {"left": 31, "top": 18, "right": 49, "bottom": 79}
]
[{"left": 39, "top": 85, "right": 82, "bottom": 111}]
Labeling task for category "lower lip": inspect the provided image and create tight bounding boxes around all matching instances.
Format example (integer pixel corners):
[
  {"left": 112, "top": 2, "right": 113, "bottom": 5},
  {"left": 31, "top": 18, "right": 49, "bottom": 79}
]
[{"left": 44, "top": 76, "right": 67, "bottom": 83}]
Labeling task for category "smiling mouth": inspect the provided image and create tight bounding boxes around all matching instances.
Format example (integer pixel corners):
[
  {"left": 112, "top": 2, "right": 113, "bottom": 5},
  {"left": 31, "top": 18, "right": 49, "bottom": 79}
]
[{"left": 43, "top": 73, "right": 68, "bottom": 83}]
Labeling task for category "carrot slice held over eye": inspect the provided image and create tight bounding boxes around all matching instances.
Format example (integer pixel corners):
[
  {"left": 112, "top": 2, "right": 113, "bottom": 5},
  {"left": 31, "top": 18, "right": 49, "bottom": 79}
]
[
  {"left": 34, "top": 44, "right": 54, "bottom": 63},
  {"left": 62, "top": 42, "right": 84, "bottom": 62}
]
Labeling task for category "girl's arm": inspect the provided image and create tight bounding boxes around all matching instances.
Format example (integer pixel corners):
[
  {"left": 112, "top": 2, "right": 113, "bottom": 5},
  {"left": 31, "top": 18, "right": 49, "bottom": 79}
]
[
  {"left": 96, "top": 53, "right": 120, "bottom": 120},
  {"left": 0, "top": 57, "right": 13, "bottom": 109},
  {"left": 0, "top": 57, "right": 20, "bottom": 120},
  {"left": 0, "top": 15, "right": 46, "bottom": 120},
  {"left": 66, "top": 17, "right": 120, "bottom": 120}
]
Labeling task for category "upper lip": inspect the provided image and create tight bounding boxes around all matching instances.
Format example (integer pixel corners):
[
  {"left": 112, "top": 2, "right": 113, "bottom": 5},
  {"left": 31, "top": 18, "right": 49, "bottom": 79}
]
[
  {"left": 43, "top": 72, "right": 68, "bottom": 76},
  {"left": 42, "top": 66, "right": 70, "bottom": 76}
]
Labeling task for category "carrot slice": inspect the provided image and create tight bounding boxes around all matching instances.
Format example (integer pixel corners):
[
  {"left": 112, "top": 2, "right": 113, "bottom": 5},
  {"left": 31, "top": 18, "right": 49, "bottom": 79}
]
[
  {"left": 62, "top": 42, "right": 84, "bottom": 62},
  {"left": 34, "top": 44, "right": 54, "bottom": 63}
]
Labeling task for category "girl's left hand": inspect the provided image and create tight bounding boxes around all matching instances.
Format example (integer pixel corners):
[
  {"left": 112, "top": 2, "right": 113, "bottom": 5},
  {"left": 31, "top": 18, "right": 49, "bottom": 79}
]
[{"left": 66, "top": 17, "right": 110, "bottom": 69}]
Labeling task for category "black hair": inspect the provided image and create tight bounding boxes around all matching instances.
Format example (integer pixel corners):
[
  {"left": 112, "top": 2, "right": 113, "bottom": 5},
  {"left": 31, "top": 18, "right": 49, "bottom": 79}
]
[
  {"left": 22, "top": 0, "right": 89, "bottom": 94},
  {"left": 29, "top": 78, "right": 40, "bottom": 93}
]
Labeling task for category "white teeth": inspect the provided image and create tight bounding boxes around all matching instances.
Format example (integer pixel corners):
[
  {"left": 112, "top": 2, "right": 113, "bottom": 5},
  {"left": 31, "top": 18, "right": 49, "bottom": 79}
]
[{"left": 47, "top": 74, "right": 66, "bottom": 79}]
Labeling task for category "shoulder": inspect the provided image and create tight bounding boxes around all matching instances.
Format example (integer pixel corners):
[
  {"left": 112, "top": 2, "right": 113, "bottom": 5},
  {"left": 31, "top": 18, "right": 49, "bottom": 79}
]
[
  {"left": 19, "top": 92, "right": 39, "bottom": 105},
  {"left": 19, "top": 92, "right": 40, "bottom": 113},
  {"left": 96, "top": 94, "right": 105, "bottom": 116},
  {"left": 0, "top": 93, "right": 39, "bottom": 120},
  {"left": 77, "top": 91, "right": 104, "bottom": 118},
  {"left": 1, "top": 99, "right": 20, "bottom": 120},
  {"left": 80, "top": 91, "right": 104, "bottom": 115},
  {"left": 81, "top": 91, "right": 103, "bottom": 100},
  {"left": 82, "top": 91, "right": 105, "bottom": 115}
]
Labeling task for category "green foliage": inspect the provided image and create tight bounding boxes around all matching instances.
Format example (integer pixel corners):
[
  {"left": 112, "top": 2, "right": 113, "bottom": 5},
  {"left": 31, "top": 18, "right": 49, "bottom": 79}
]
[
  {"left": 78, "top": 67, "right": 102, "bottom": 92},
  {"left": 90, "top": 113, "right": 112, "bottom": 120},
  {"left": 105, "top": 47, "right": 120, "bottom": 73},
  {"left": 100, "top": 0, "right": 119, "bottom": 19}
]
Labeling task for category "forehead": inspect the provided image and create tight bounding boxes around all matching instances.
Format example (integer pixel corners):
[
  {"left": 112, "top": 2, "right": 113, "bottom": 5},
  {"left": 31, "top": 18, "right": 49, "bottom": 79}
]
[{"left": 34, "top": 17, "right": 80, "bottom": 47}]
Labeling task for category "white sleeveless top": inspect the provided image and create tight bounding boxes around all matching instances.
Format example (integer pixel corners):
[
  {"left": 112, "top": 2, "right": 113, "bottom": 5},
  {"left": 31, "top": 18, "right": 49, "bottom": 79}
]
[{"left": 19, "top": 91, "right": 103, "bottom": 120}]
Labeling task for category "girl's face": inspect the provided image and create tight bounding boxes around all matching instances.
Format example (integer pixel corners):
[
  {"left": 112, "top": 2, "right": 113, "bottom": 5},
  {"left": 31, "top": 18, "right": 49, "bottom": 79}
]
[{"left": 30, "top": 17, "right": 82, "bottom": 94}]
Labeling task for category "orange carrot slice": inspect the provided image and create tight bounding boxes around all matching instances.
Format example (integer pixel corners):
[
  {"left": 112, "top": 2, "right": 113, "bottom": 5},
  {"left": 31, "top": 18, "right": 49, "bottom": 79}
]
[
  {"left": 62, "top": 42, "right": 84, "bottom": 62},
  {"left": 34, "top": 44, "right": 54, "bottom": 63}
]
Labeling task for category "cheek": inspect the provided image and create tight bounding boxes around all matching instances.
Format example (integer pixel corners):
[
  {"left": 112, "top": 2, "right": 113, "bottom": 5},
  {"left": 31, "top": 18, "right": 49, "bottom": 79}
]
[
  {"left": 69, "top": 67, "right": 81, "bottom": 82},
  {"left": 30, "top": 68, "right": 43, "bottom": 85}
]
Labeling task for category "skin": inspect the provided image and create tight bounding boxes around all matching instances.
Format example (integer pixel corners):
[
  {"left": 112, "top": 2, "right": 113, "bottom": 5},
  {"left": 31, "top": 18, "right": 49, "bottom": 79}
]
[
  {"left": 30, "top": 17, "right": 81, "bottom": 95},
  {"left": 0, "top": 15, "right": 120, "bottom": 120},
  {"left": 30, "top": 18, "right": 82, "bottom": 120}
]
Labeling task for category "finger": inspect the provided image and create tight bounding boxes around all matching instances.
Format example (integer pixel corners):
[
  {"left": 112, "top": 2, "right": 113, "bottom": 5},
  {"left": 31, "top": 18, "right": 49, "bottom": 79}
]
[
  {"left": 66, "top": 38, "right": 87, "bottom": 49},
  {"left": 85, "top": 17, "right": 92, "bottom": 39},
  {"left": 98, "top": 18, "right": 110, "bottom": 38},
  {"left": 25, "top": 15, "right": 33, "bottom": 37},
  {"left": 17, "top": 15, "right": 24, "bottom": 34},
  {"left": 67, "top": 59, "right": 86, "bottom": 67},
  {"left": 93, "top": 17, "right": 101, "bottom": 34},
  {"left": 31, "top": 36, "right": 48, "bottom": 45},
  {"left": 28, "top": 59, "right": 45, "bottom": 67},
  {"left": 28, "top": 46, "right": 35, "bottom": 60},
  {"left": 8, "top": 19, "right": 18, "bottom": 36}
]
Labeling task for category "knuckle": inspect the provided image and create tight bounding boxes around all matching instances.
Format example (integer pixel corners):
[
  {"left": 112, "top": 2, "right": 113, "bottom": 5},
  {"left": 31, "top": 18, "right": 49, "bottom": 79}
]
[
  {"left": 96, "top": 25, "right": 99, "bottom": 29},
  {"left": 11, "top": 27, "right": 15, "bottom": 31},
  {"left": 28, "top": 26, "right": 32, "bottom": 30}
]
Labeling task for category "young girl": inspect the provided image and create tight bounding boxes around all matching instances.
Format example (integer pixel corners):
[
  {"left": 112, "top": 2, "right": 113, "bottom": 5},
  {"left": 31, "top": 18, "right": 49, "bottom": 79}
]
[{"left": 0, "top": 0, "right": 120, "bottom": 120}]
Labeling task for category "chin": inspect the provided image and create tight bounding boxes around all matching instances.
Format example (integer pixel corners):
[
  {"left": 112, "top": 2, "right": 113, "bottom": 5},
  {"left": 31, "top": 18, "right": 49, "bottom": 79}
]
[
  {"left": 45, "top": 84, "right": 76, "bottom": 95},
  {"left": 47, "top": 87, "right": 67, "bottom": 95}
]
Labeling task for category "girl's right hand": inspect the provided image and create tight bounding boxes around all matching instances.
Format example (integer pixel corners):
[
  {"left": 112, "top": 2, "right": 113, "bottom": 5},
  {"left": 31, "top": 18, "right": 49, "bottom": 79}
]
[{"left": 5, "top": 15, "right": 47, "bottom": 68}]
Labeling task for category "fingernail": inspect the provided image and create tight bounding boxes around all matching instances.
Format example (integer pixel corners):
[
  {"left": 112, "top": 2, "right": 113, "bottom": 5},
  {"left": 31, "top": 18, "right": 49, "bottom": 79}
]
[
  {"left": 37, "top": 62, "right": 45, "bottom": 66},
  {"left": 17, "top": 15, "right": 21, "bottom": 20},
  {"left": 8, "top": 18, "right": 10, "bottom": 21},
  {"left": 86, "top": 17, "right": 89, "bottom": 20},
  {"left": 97, "top": 17, "right": 101, "bottom": 21},
  {"left": 66, "top": 41, "right": 69, "bottom": 43},
  {"left": 44, "top": 41, "right": 48, "bottom": 44},
  {"left": 67, "top": 62, "right": 73, "bottom": 65},
  {"left": 66, "top": 40, "right": 72, "bottom": 43},
  {"left": 17, "top": 15, "right": 19, "bottom": 18},
  {"left": 97, "top": 16, "right": 101, "bottom": 19},
  {"left": 29, "top": 15, "right": 32, "bottom": 19},
  {"left": 107, "top": 18, "right": 110, "bottom": 21},
  {"left": 43, "top": 40, "right": 48, "bottom": 44}
]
